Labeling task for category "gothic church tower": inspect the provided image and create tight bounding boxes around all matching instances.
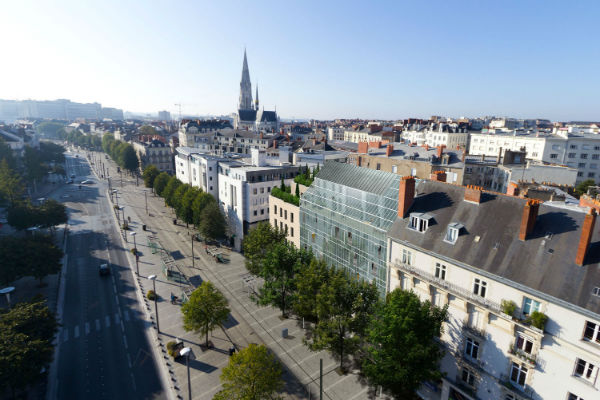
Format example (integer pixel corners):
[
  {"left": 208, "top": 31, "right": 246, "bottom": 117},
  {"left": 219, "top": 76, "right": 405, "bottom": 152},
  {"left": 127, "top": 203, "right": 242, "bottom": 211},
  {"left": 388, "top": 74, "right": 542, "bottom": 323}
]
[{"left": 238, "top": 49, "right": 254, "bottom": 110}]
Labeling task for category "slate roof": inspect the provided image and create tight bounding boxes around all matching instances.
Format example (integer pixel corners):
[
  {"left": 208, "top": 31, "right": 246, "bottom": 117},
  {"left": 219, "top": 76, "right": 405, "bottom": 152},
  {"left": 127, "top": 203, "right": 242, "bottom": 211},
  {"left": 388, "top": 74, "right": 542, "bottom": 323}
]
[
  {"left": 387, "top": 180, "right": 600, "bottom": 315},
  {"left": 238, "top": 109, "right": 257, "bottom": 122},
  {"left": 258, "top": 110, "right": 277, "bottom": 122}
]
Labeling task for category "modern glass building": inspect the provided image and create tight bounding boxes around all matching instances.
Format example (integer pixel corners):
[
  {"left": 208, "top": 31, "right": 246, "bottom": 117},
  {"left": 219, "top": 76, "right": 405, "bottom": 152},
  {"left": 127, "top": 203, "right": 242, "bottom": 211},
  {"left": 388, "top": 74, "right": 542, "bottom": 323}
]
[{"left": 300, "top": 161, "right": 400, "bottom": 294}]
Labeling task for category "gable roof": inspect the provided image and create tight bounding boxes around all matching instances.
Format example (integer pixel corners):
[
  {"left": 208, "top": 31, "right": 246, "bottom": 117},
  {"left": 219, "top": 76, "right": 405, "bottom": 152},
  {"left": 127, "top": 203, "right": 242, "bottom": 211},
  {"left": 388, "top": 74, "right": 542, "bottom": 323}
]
[{"left": 388, "top": 180, "right": 600, "bottom": 315}]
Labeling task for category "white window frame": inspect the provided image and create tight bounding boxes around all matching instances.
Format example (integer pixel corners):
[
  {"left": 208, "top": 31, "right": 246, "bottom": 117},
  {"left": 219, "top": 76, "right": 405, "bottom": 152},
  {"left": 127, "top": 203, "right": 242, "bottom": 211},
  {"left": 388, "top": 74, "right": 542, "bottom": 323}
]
[
  {"left": 445, "top": 226, "right": 459, "bottom": 244},
  {"left": 464, "top": 337, "right": 480, "bottom": 360},
  {"left": 435, "top": 263, "right": 446, "bottom": 280},
  {"left": 567, "top": 392, "right": 584, "bottom": 400},
  {"left": 522, "top": 297, "right": 541, "bottom": 316},
  {"left": 473, "top": 278, "right": 487, "bottom": 298},
  {"left": 574, "top": 358, "right": 598, "bottom": 384},
  {"left": 515, "top": 334, "right": 534, "bottom": 355},
  {"left": 510, "top": 362, "right": 528, "bottom": 387},
  {"left": 402, "top": 248, "right": 412, "bottom": 265},
  {"left": 583, "top": 321, "right": 600, "bottom": 344}
]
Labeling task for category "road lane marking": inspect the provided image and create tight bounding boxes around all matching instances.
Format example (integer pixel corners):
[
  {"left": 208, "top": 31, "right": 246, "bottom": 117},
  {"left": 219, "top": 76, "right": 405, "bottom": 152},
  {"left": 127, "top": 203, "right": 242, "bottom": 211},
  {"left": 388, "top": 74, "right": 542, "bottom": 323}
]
[
  {"left": 105, "top": 316, "right": 111, "bottom": 328},
  {"left": 95, "top": 319, "right": 101, "bottom": 331},
  {"left": 124, "top": 310, "right": 130, "bottom": 321},
  {"left": 74, "top": 326, "right": 79, "bottom": 338},
  {"left": 114, "top": 313, "right": 120, "bottom": 324},
  {"left": 63, "top": 329, "right": 69, "bottom": 342},
  {"left": 85, "top": 322, "right": 90, "bottom": 335}
]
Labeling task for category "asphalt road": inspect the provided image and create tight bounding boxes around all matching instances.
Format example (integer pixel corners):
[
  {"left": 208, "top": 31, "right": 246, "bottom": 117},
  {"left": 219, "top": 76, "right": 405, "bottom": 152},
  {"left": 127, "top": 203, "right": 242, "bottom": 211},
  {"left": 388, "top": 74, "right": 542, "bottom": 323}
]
[{"left": 53, "top": 151, "right": 165, "bottom": 399}]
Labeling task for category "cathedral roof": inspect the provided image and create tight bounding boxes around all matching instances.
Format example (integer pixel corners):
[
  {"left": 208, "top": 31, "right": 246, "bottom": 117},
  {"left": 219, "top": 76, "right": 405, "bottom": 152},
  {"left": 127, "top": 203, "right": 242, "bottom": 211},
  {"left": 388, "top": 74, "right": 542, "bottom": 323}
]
[{"left": 238, "top": 109, "right": 257, "bottom": 122}]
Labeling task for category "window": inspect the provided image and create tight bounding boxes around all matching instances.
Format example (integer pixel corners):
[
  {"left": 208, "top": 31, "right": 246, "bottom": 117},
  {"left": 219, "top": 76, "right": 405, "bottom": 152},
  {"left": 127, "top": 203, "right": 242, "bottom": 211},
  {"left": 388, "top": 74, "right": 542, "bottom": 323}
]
[
  {"left": 550, "top": 153, "right": 558, "bottom": 159},
  {"left": 274, "top": 218, "right": 277, "bottom": 227},
  {"left": 473, "top": 278, "right": 487, "bottom": 298},
  {"left": 445, "top": 223, "right": 462, "bottom": 244},
  {"left": 392, "top": 165, "right": 398, "bottom": 173},
  {"left": 253, "top": 188, "right": 257, "bottom": 195},
  {"left": 461, "top": 367, "right": 476, "bottom": 387},
  {"left": 593, "top": 154, "right": 599, "bottom": 160},
  {"left": 510, "top": 362, "right": 528, "bottom": 387},
  {"left": 593, "top": 287, "right": 600, "bottom": 297},
  {"left": 290, "top": 213, "right": 294, "bottom": 223},
  {"left": 584, "top": 321, "right": 600, "bottom": 344},
  {"left": 274, "top": 205, "right": 278, "bottom": 214},
  {"left": 253, "top": 210, "right": 257, "bottom": 216},
  {"left": 581, "top": 154, "right": 588, "bottom": 159},
  {"left": 402, "top": 248, "right": 412, "bottom": 265},
  {"left": 578, "top": 172, "right": 584, "bottom": 177},
  {"left": 522, "top": 297, "right": 541, "bottom": 316},
  {"left": 435, "top": 263, "right": 446, "bottom": 280},
  {"left": 570, "top": 144, "right": 578, "bottom": 149},
  {"left": 568, "top": 153, "right": 576, "bottom": 158},
  {"left": 516, "top": 334, "right": 534, "bottom": 354},
  {"left": 591, "top": 164, "right": 598, "bottom": 170},
  {"left": 260, "top": 209, "right": 264, "bottom": 215},
  {"left": 284, "top": 210, "right": 287, "bottom": 219},
  {"left": 588, "top": 172, "right": 595, "bottom": 178},
  {"left": 464, "top": 337, "right": 479, "bottom": 359},
  {"left": 334, "top": 226, "right": 340, "bottom": 238},
  {"left": 408, "top": 213, "right": 432, "bottom": 233},
  {"left": 290, "top": 227, "right": 294, "bottom": 237},
  {"left": 260, "top": 187, "right": 264, "bottom": 193},
  {"left": 568, "top": 393, "right": 584, "bottom": 400},
  {"left": 574, "top": 358, "right": 597, "bottom": 383}
]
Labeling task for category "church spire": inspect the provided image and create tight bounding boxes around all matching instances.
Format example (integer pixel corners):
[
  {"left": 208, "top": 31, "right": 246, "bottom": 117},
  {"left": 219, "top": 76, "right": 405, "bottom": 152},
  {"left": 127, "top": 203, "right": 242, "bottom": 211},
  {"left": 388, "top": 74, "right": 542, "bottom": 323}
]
[
  {"left": 238, "top": 49, "right": 253, "bottom": 110},
  {"left": 255, "top": 84, "right": 259, "bottom": 110}
]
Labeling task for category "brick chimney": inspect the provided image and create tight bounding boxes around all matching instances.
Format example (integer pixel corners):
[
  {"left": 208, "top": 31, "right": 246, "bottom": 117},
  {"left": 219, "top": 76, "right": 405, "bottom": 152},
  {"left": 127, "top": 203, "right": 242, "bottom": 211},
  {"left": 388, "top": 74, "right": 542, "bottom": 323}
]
[
  {"left": 519, "top": 199, "right": 540, "bottom": 241},
  {"left": 356, "top": 156, "right": 362, "bottom": 167},
  {"left": 430, "top": 170, "right": 447, "bottom": 182},
  {"left": 507, "top": 182, "right": 520, "bottom": 197},
  {"left": 358, "top": 142, "right": 368, "bottom": 154},
  {"left": 398, "top": 176, "right": 416, "bottom": 218},
  {"left": 260, "top": 132, "right": 263, "bottom": 139},
  {"left": 437, "top": 145, "right": 445, "bottom": 158},
  {"left": 312, "top": 139, "right": 317, "bottom": 146},
  {"left": 576, "top": 209, "right": 597, "bottom": 266},
  {"left": 464, "top": 185, "right": 483, "bottom": 204},
  {"left": 386, "top": 144, "right": 394, "bottom": 157},
  {"left": 273, "top": 140, "right": 278, "bottom": 148}
]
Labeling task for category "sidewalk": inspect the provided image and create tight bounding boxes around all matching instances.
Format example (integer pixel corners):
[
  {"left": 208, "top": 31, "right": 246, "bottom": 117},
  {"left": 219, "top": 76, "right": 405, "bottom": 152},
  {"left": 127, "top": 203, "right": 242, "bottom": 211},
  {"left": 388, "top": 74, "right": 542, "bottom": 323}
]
[{"left": 99, "top": 155, "right": 384, "bottom": 400}]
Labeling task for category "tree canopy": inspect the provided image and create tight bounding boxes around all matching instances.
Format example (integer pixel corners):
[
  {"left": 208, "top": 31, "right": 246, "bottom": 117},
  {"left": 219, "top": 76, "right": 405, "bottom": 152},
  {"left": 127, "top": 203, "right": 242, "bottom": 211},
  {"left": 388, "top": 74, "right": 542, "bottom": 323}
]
[
  {"left": 181, "top": 281, "right": 230, "bottom": 347},
  {"left": 362, "top": 289, "right": 448, "bottom": 399},
  {"left": 153, "top": 172, "right": 171, "bottom": 197},
  {"left": 0, "top": 159, "right": 24, "bottom": 206},
  {"left": 213, "top": 344, "right": 283, "bottom": 400},
  {"left": 0, "top": 235, "right": 63, "bottom": 286},
  {"left": 293, "top": 258, "right": 331, "bottom": 322},
  {"left": 575, "top": 179, "right": 596, "bottom": 197},
  {"left": 242, "top": 222, "right": 286, "bottom": 275},
  {"left": 142, "top": 165, "right": 160, "bottom": 188},
  {"left": 199, "top": 201, "right": 226, "bottom": 240},
  {"left": 191, "top": 191, "right": 216, "bottom": 227},
  {"left": 162, "top": 177, "right": 182, "bottom": 208}
]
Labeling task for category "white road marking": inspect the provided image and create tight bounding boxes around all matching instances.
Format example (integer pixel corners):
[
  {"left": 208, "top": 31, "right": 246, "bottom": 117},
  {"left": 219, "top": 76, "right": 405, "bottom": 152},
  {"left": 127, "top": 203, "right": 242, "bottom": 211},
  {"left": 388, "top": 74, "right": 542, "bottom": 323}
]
[
  {"left": 85, "top": 322, "right": 90, "bottom": 335},
  {"left": 105, "top": 316, "right": 111, "bottom": 328},
  {"left": 74, "top": 326, "right": 79, "bottom": 338},
  {"left": 124, "top": 310, "right": 130, "bottom": 321},
  {"left": 95, "top": 319, "right": 101, "bottom": 331}
]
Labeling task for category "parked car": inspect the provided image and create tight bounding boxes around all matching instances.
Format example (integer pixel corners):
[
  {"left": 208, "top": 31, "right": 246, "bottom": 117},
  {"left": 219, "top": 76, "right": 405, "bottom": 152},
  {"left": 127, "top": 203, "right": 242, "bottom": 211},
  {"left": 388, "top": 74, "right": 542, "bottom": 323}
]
[
  {"left": 80, "top": 180, "right": 93, "bottom": 184},
  {"left": 99, "top": 263, "right": 110, "bottom": 276}
]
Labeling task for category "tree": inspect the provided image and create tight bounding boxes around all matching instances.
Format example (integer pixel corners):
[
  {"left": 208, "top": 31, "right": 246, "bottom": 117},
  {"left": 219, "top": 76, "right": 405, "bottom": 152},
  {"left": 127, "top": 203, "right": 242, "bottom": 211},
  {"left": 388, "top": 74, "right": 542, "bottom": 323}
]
[
  {"left": 6, "top": 203, "right": 38, "bottom": 231},
  {"left": 121, "top": 144, "right": 139, "bottom": 173},
  {"left": 199, "top": 202, "right": 226, "bottom": 240},
  {"left": 38, "top": 142, "right": 65, "bottom": 164},
  {"left": 280, "top": 176, "right": 285, "bottom": 191},
  {"left": 139, "top": 125, "right": 158, "bottom": 136},
  {"left": 35, "top": 121, "right": 65, "bottom": 138},
  {"left": 311, "top": 270, "right": 380, "bottom": 370},
  {"left": 153, "top": 172, "right": 170, "bottom": 197},
  {"left": 23, "top": 146, "right": 47, "bottom": 183},
  {"left": 575, "top": 179, "right": 596, "bottom": 197},
  {"left": 0, "top": 298, "right": 58, "bottom": 398},
  {"left": 39, "top": 199, "right": 68, "bottom": 231},
  {"left": 258, "top": 242, "right": 311, "bottom": 317},
  {"left": 213, "top": 343, "right": 283, "bottom": 400},
  {"left": 242, "top": 222, "right": 286, "bottom": 275},
  {"left": 0, "top": 160, "right": 24, "bottom": 206},
  {"left": 172, "top": 184, "right": 191, "bottom": 219},
  {"left": 295, "top": 182, "right": 300, "bottom": 197},
  {"left": 362, "top": 289, "right": 447, "bottom": 399},
  {"left": 142, "top": 165, "right": 160, "bottom": 188},
  {"left": 0, "top": 236, "right": 26, "bottom": 285},
  {"left": 293, "top": 258, "right": 330, "bottom": 322},
  {"left": 180, "top": 187, "right": 199, "bottom": 227},
  {"left": 181, "top": 281, "right": 230, "bottom": 347},
  {"left": 162, "top": 177, "right": 182, "bottom": 207},
  {"left": 25, "top": 235, "right": 63, "bottom": 286},
  {"left": 191, "top": 191, "right": 216, "bottom": 226},
  {"left": 0, "top": 138, "right": 15, "bottom": 168}
]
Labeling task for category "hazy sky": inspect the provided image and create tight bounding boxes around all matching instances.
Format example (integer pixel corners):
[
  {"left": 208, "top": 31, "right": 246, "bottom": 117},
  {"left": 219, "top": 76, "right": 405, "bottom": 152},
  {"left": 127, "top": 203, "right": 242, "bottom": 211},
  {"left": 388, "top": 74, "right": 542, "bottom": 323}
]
[{"left": 2, "top": 0, "right": 599, "bottom": 121}]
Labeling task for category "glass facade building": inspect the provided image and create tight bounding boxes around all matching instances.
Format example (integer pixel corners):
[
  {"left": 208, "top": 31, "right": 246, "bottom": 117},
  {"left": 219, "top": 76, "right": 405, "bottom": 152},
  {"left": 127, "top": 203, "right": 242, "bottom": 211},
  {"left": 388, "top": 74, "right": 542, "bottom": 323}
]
[{"left": 300, "top": 162, "right": 400, "bottom": 294}]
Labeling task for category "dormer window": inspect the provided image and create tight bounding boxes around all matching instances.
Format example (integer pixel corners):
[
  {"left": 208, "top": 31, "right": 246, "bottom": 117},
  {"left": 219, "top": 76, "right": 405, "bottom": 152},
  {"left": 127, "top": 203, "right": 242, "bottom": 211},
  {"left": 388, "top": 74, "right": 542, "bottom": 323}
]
[
  {"left": 408, "top": 213, "right": 433, "bottom": 233},
  {"left": 444, "top": 222, "right": 464, "bottom": 244}
]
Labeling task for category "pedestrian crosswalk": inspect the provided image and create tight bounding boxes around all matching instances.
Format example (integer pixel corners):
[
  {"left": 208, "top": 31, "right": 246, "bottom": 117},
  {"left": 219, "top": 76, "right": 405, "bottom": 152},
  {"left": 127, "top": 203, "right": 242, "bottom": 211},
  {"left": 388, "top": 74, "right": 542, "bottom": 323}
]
[{"left": 62, "top": 310, "right": 132, "bottom": 342}]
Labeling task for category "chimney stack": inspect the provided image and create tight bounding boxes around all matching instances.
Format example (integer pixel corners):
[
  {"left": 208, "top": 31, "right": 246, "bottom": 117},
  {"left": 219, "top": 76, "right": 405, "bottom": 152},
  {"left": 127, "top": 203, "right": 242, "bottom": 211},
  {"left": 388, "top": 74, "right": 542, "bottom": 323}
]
[
  {"left": 430, "top": 170, "right": 447, "bottom": 182},
  {"left": 576, "top": 209, "right": 597, "bottom": 266},
  {"left": 386, "top": 144, "right": 394, "bottom": 157},
  {"left": 497, "top": 147, "right": 503, "bottom": 164},
  {"left": 464, "top": 185, "right": 483, "bottom": 204},
  {"left": 519, "top": 199, "right": 541, "bottom": 241},
  {"left": 437, "top": 145, "right": 445, "bottom": 158},
  {"left": 358, "top": 142, "right": 368, "bottom": 154},
  {"left": 507, "top": 182, "right": 520, "bottom": 197},
  {"left": 398, "top": 176, "right": 416, "bottom": 218}
]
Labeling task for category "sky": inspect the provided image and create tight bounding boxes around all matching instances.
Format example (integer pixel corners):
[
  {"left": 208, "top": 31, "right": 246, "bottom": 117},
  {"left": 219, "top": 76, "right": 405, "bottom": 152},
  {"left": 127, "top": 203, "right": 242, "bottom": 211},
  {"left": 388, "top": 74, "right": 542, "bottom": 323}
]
[{"left": 2, "top": 0, "right": 599, "bottom": 121}]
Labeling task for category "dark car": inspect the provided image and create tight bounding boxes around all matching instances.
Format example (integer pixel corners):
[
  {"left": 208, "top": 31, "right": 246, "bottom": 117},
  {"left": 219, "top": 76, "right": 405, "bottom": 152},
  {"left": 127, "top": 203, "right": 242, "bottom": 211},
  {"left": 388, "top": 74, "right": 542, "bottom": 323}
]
[{"left": 99, "top": 263, "right": 110, "bottom": 276}]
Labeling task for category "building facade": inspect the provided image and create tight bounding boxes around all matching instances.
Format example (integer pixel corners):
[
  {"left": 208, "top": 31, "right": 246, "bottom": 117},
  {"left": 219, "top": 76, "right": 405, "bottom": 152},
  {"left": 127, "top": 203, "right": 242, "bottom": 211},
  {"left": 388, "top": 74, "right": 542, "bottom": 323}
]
[
  {"left": 132, "top": 139, "right": 173, "bottom": 174},
  {"left": 269, "top": 194, "right": 300, "bottom": 248}
]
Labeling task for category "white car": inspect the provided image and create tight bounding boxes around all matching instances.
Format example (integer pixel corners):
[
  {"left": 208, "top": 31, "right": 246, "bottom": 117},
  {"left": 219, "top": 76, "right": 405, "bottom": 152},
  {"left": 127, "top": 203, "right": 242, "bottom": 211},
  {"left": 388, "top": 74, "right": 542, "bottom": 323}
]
[{"left": 80, "top": 180, "right": 93, "bottom": 184}]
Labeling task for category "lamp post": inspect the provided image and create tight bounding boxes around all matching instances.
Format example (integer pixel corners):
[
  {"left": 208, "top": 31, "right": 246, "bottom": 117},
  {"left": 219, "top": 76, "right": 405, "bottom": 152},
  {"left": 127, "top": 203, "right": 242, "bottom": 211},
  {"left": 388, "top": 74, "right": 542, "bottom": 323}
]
[
  {"left": 148, "top": 275, "right": 158, "bottom": 332},
  {"left": 180, "top": 347, "right": 192, "bottom": 400},
  {"left": 130, "top": 231, "right": 138, "bottom": 275},
  {"left": 144, "top": 190, "right": 148, "bottom": 215},
  {"left": 114, "top": 190, "right": 119, "bottom": 208},
  {"left": 0, "top": 287, "right": 15, "bottom": 309},
  {"left": 191, "top": 234, "right": 195, "bottom": 269}
]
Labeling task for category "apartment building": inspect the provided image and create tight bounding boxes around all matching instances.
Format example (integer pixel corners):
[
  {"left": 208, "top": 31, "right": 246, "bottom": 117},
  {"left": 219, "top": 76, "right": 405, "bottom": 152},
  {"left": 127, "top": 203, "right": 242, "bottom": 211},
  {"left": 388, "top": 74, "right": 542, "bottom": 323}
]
[
  {"left": 388, "top": 178, "right": 600, "bottom": 400},
  {"left": 269, "top": 187, "right": 300, "bottom": 248},
  {"left": 468, "top": 131, "right": 600, "bottom": 184},
  {"left": 132, "top": 139, "right": 173, "bottom": 174},
  {"left": 402, "top": 124, "right": 470, "bottom": 149},
  {"left": 175, "top": 147, "right": 226, "bottom": 201}
]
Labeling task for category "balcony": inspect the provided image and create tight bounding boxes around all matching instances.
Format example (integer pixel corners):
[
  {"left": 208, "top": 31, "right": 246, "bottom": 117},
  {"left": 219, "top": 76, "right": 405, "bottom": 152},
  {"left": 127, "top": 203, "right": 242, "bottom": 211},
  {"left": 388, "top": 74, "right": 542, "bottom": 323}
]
[
  {"left": 394, "top": 261, "right": 502, "bottom": 314},
  {"left": 462, "top": 319, "right": 487, "bottom": 339},
  {"left": 507, "top": 347, "right": 537, "bottom": 367},
  {"left": 499, "top": 375, "right": 534, "bottom": 399}
]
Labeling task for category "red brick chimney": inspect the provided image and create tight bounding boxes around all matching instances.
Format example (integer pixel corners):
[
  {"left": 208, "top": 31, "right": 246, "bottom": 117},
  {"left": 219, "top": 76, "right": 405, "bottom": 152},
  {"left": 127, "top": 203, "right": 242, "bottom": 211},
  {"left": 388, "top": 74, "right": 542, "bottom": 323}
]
[
  {"left": 356, "top": 156, "right": 362, "bottom": 167},
  {"left": 386, "top": 144, "right": 394, "bottom": 157},
  {"left": 358, "top": 142, "right": 368, "bottom": 154},
  {"left": 464, "top": 185, "right": 483, "bottom": 204},
  {"left": 430, "top": 171, "right": 447, "bottom": 182},
  {"left": 398, "top": 176, "right": 416, "bottom": 218},
  {"left": 273, "top": 140, "right": 278, "bottom": 148},
  {"left": 576, "top": 209, "right": 597, "bottom": 266},
  {"left": 507, "top": 182, "right": 520, "bottom": 197},
  {"left": 437, "top": 145, "right": 445, "bottom": 158},
  {"left": 519, "top": 199, "right": 541, "bottom": 241},
  {"left": 312, "top": 139, "right": 317, "bottom": 146},
  {"left": 260, "top": 132, "right": 263, "bottom": 139}
]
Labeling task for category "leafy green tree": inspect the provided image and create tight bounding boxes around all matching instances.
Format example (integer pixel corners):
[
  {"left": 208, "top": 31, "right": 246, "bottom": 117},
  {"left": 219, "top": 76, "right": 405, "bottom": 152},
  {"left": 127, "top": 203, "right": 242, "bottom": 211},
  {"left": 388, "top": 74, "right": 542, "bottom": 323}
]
[
  {"left": 280, "top": 176, "right": 285, "bottom": 191},
  {"left": 191, "top": 191, "right": 216, "bottom": 226},
  {"left": 39, "top": 199, "right": 68, "bottom": 231},
  {"left": 0, "top": 138, "right": 16, "bottom": 168},
  {"left": 0, "top": 159, "right": 24, "bottom": 206},
  {"left": 199, "top": 202, "right": 226, "bottom": 240},
  {"left": 142, "top": 165, "right": 160, "bottom": 188},
  {"left": 0, "top": 236, "right": 26, "bottom": 285},
  {"left": 35, "top": 121, "right": 66, "bottom": 138},
  {"left": 0, "top": 298, "right": 58, "bottom": 398},
  {"left": 213, "top": 343, "right": 283, "bottom": 400},
  {"left": 180, "top": 187, "right": 199, "bottom": 227},
  {"left": 102, "top": 132, "right": 115, "bottom": 153},
  {"left": 38, "top": 142, "right": 65, "bottom": 163},
  {"left": 295, "top": 182, "right": 300, "bottom": 197},
  {"left": 6, "top": 203, "right": 38, "bottom": 231},
  {"left": 242, "top": 222, "right": 286, "bottom": 275},
  {"left": 121, "top": 144, "right": 139, "bottom": 173},
  {"left": 181, "top": 281, "right": 230, "bottom": 347},
  {"left": 25, "top": 235, "right": 63, "bottom": 286},
  {"left": 575, "top": 179, "right": 596, "bottom": 197},
  {"left": 162, "top": 177, "right": 182, "bottom": 207},
  {"left": 293, "top": 258, "right": 330, "bottom": 322},
  {"left": 153, "top": 172, "right": 170, "bottom": 197},
  {"left": 311, "top": 270, "right": 380, "bottom": 370},
  {"left": 23, "top": 146, "right": 47, "bottom": 183},
  {"left": 362, "top": 289, "right": 448, "bottom": 399},
  {"left": 258, "top": 243, "right": 311, "bottom": 317},
  {"left": 139, "top": 125, "right": 158, "bottom": 136},
  {"left": 172, "top": 184, "right": 191, "bottom": 218}
]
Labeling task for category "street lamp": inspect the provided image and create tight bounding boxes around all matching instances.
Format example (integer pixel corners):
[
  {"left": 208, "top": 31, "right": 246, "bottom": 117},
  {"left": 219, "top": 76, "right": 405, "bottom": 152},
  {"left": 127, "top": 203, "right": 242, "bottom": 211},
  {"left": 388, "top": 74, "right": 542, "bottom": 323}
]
[
  {"left": 0, "top": 287, "right": 15, "bottom": 309},
  {"left": 148, "top": 275, "right": 159, "bottom": 332},
  {"left": 130, "top": 231, "right": 138, "bottom": 275},
  {"left": 180, "top": 347, "right": 192, "bottom": 400},
  {"left": 113, "top": 190, "right": 119, "bottom": 208},
  {"left": 191, "top": 234, "right": 195, "bottom": 269},
  {"left": 144, "top": 190, "right": 148, "bottom": 215}
]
